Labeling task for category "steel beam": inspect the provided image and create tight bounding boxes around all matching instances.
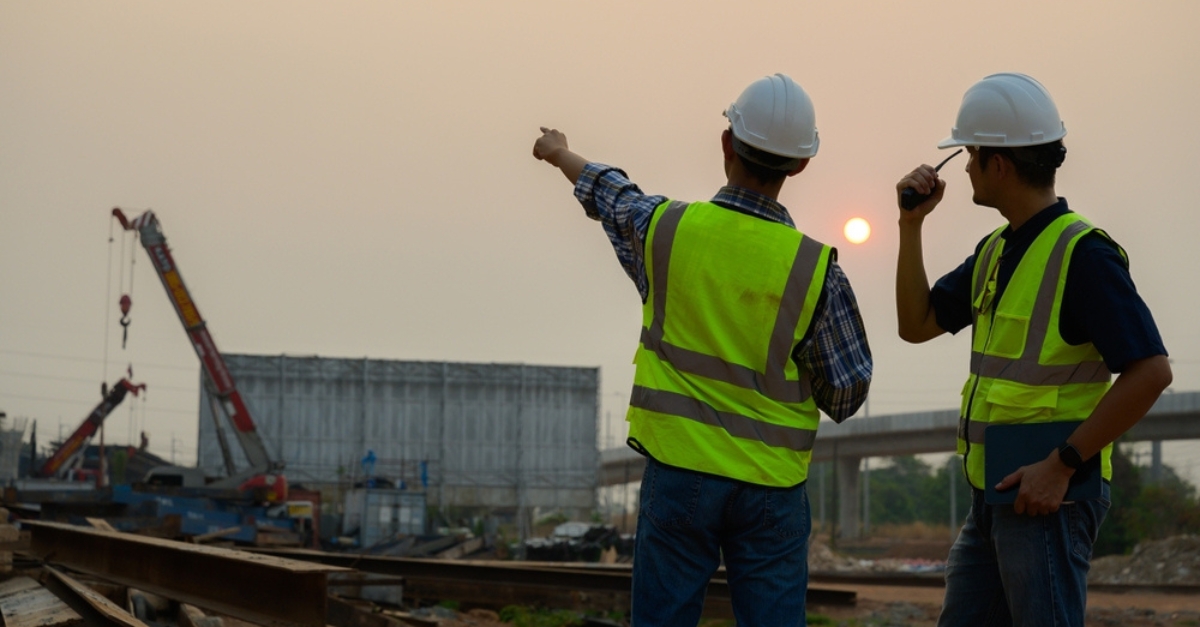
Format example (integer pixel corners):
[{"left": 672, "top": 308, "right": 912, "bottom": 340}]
[
  {"left": 26, "top": 521, "right": 349, "bottom": 627},
  {"left": 256, "top": 549, "right": 857, "bottom": 611}
]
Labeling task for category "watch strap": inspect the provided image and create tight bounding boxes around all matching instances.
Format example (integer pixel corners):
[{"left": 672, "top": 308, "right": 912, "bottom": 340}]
[{"left": 1057, "top": 442, "right": 1084, "bottom": 470}]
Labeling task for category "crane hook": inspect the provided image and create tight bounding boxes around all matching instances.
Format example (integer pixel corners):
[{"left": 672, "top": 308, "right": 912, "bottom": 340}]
[{"left": 119, "top": 294, "right": 132, "bottom": 348}]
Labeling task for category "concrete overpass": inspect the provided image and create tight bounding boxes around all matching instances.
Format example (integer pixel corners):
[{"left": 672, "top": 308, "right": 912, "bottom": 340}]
[{"left": 599, "top": 390, "right": 1200, "bottom": 538}]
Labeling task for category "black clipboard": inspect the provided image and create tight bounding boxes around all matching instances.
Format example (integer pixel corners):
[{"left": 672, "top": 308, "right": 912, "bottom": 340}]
[{"left": 984, "top": 421, "right": 1102, "bottom": 505}]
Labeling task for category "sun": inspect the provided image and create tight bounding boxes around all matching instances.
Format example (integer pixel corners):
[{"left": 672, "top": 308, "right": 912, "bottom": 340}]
[{"left": 844, "top": 217, "right": 871, "bottom": 244}]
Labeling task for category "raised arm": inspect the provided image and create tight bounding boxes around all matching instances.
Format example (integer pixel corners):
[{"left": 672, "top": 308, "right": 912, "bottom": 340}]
[
  {"left": 533, "top": 127, "right": 589, "bottom": 185},
  {"left": 895, "top": 164, "right": 948, "bottom": 343}
]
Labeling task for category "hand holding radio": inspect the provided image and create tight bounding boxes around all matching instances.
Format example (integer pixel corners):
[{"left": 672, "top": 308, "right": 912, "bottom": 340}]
[{"left": 899, "top": 149, "right": 963, "bottom": 210}]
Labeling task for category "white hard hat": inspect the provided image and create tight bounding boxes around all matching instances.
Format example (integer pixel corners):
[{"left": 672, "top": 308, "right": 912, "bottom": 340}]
[
  {"left": 938, "top": 73, "right": 1066, "bottom": 149},
  {"left": 724, "top": 73, "right": 819, "bottom": 160}
]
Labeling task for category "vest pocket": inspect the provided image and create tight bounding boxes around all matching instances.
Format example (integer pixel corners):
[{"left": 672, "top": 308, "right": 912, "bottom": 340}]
[
  {"left": 985, "top": 312, "right": 1029, "bottom": 359},
  {"left": 984, "top": 380, "right": 1059, "bottom": 422}
]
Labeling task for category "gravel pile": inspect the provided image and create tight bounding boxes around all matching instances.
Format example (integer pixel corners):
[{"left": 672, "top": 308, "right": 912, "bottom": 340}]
[
  {"left": 808, "top": 539, "right": 946, "bottom": 574},
  {"left": 1089, "top": 535, "right": 1200, "bottom": 585}
]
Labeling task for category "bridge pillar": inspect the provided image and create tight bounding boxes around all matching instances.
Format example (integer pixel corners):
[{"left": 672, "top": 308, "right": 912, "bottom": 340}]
[{"left": 836, "top": 454, "right": 861, "bottom": 540}]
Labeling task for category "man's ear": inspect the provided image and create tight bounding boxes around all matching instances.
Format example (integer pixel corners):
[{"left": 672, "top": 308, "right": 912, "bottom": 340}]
[
  {"left": 721, "top": 129, "right": 736, "bottom": 162},
  {"left": 988, "top": 152, "right": 1012, "bottom": 180},
  {"left": 786, "top": 158, "right": 810, "bottom": 177}
]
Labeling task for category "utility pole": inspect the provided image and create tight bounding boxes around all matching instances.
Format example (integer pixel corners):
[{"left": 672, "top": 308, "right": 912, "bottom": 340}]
[
  {"left": 817, "top": 462, "right": 826, "bottom": 533},
  {"left": 1151, "top": 440, "right": 1163, "bottom": 484},
  {"left": 830, "top": 441, "right": 839, "bottom": 547},
  {"left": 622, "top": 457, "right": 630, "bottom": 533},
  {"left": 949, "top": 460, "right": 958, "bottom": 540},
  {"left": 29, "top": 419, "right": 37, "bottom": 472},
  {"left": 862, "top": 457, "right": 870, "bottom": 537}
]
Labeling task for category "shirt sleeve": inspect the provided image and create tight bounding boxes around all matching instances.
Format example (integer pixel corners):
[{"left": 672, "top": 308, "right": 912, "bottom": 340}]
[
  {"left": 929, "top": 254, "right": 977, "bottom": 335},
  {"left": 1061, "top": 232, "right": 1168, "bottom": 372},
  {"left": 574, "top": 162, "right": 667, "bottom": 302},
  {"left": 931, "top": 230, "right": 996, "bottom": 336},
  {"left": 799, "top": 261, "right": 873, "bottom": 423}
]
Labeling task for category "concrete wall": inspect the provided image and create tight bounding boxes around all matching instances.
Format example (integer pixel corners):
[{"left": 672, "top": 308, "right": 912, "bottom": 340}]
[{"left": 198, "top": 354, "right": 599, "bottom": 511}]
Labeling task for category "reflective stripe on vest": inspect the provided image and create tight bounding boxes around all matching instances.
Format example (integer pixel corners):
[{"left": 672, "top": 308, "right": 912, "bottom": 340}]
[
  {"left": 639, "top": 201, "right": 822, "bottom": 404},
  {"left": 967, "top": 220, "right": 1110, "bottom": 393},
  {"left": 627, "top": 199, "right": 830, "bottom": 487},
  {"left": 630, "top": 385, "right": 818, "bottom": 452},
  {"left": 957, "top": 213, "right": 1115, "bottom": 487}
]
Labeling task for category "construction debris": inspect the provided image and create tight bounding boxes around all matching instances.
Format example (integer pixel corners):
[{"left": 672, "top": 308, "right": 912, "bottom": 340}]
[
  {"left": 521, "top": 523, "right": 632, "bottom": 562},
  {"left": 1090, "top": 535, "right": 1200, "bottom": 585},
  {"left": 44, "top": 567, "right": 147, "bottom": 627},
  {"left": 0, "top": 576, "right": 82, "bottom": 627},
  {"left": 4, "top": 511, "right": 1196, "bottom": 627},
  {"left": 362, "top": 532, "right": 488, "bottom": 560},
  {"left": 0, "top": 510, "right": 18, "bottom": 575},
  {"left": 26, "top": 520, "right": 348, "bottom": 627},
  {"left": 180, "top": 603, "right": 225, "bottom": 627}
]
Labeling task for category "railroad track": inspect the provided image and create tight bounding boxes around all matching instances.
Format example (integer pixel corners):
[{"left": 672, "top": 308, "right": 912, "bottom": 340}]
[
  {"left": 260, "top": 549, "right": 1200, "bottom": 609},
  {"left": 261, "top": 549, "right": 853, "bottom": 617}
]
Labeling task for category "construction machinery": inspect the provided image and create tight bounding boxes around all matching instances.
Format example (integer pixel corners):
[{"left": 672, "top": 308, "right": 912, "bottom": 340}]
[
  {"left": 112, "top": 207, "right": 287, "bottom": 502},
  {"left": 36, "top": 378, "right": 146, "bottom": 482}
]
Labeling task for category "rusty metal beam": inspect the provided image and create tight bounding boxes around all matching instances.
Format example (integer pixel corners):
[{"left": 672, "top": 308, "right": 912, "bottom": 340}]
[
  {"left": 256, "top": 549, "right": 857, "bottom": 610},
  {"left": 26, "top": 521, "right": 350, "bottom": 627}
]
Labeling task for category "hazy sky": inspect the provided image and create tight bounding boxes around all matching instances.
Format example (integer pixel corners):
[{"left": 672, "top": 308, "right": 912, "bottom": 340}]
[{"left": 2, "top": 2, "right": 1198, "bottom": 478}]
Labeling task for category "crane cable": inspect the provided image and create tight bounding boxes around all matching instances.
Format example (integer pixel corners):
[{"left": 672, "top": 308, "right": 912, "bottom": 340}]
[
  {"left": 122, "top": 227, "right": 136, "bottom": 348},
  {"left": 102, "top": 217, "right": 114, "bottom": 390}
]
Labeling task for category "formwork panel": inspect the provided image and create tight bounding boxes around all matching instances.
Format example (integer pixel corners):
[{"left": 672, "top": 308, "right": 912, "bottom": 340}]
[{"left": 198, "top": 355, "right": 598, "bottom": 510}]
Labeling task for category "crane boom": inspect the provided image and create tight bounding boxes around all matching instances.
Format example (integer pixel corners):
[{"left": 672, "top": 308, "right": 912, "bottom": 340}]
[
  {"left": 39, "top": 378, "right": 145, "bottom": 479},
  {"left": 112, "top": 208, "right": 281, "bottom": 482}
]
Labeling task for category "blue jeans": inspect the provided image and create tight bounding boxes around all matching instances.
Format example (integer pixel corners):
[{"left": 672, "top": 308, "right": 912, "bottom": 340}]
[
  {"left": 631, "top": 457, "right": 810, "bottom": 627},
  {"left": 938, "top": 482, "right": 1111, "bottom": 627}
]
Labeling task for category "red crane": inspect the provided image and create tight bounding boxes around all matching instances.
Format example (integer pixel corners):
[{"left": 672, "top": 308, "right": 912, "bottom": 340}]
[
  {"left": 37, "top": 378, "right": 145, "bottom": 481},
  {"left": 112, "top": 208, "right": 287, "bottom": 502}
]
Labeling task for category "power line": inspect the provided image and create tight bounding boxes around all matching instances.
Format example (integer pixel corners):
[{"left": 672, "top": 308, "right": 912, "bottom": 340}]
[
  {"left": 0, "top": 369, "right": 196, "bottom": 392},
  {"left": 0, "top": 392, "right": 197, "bottom": 417},
  {"left": 0, "top": 348, "right": 196, "bottom": 373}
]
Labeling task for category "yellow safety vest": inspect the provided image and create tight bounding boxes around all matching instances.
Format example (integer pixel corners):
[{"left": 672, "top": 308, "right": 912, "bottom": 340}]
[
  {"left": 627, "top": 200, "right": 832, "bottom": 487},
  {"left": 959, "top": 213, "right": 1121, "bottom": 488}
]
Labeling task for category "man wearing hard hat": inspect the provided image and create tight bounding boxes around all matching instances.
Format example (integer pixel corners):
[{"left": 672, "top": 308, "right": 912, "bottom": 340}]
[
  {"left": 533, "top": 74, "right": 872, "bottom": 626},
  {"left": 895, "top": 73, "right": 1171, "bottom": 625}
]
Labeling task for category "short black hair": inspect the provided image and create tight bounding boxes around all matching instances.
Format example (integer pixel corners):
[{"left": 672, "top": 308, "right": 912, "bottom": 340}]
[
  {"left": 730, "top": 131, "right": 799, "bottom": 185},
  {"left": 978, "top": 140, "right": 1066, "bottom": 189}
]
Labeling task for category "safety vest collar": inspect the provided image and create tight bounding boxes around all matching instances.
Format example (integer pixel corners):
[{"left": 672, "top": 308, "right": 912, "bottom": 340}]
[{"left": 640, "top": 200, "right": 823, "bottom": 404}]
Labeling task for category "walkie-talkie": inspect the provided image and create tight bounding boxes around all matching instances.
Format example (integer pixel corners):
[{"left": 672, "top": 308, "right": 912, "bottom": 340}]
[{"left": 900, "top": 149, "right": 964, "bottom": 210}]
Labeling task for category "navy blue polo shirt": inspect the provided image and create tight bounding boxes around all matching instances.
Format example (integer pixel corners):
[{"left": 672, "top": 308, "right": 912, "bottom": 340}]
[{"left": 929, "top": 199, "right": 1167, "bottom": 373}]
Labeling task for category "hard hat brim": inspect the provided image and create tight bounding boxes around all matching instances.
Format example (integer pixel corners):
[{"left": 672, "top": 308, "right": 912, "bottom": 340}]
[
  {"left": 937, "top": 131, "right": 1067, "bottom": 150},
  {"left": 936, "top": 136, "right": 965, "bottom": 149}
]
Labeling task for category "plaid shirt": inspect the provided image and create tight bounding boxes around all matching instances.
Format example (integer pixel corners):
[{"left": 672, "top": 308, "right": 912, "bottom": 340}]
[{"left": 575, "top": 162, "right": 872, "bottom": 422}]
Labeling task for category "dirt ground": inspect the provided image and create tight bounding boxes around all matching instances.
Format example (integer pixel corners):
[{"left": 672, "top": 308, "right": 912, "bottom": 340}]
[
  {"left": 406, "top": 534, "right": 1200, "bottom": 627},
  {"left": 424, "top": 587, "right": 1200, "bottom": 627},
  {"left": 809, "top": 584, "right": 1200, "bottom": 626},
  {"left": 803, "top": 534, "right": 1200, "bottom": 626}
]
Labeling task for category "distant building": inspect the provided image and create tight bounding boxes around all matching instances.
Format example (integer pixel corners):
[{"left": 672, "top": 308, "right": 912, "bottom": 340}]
[
  {"left": 0, "top": 414, "right": 26, "bottom": 482},
  {"left": 197, "top": 354, "right": 599, "bottom": 529}
]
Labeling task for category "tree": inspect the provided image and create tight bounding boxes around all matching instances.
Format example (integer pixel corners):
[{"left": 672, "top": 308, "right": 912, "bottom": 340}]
[
  {"left": 863, "top": 455, "right": 971, "bottom": 529},
  {"left": 866, "top": 456, "right": 930, "bottom": 526},
  {"left": 1093, "top": 442, "right": 1141, "bottom": 557},
  {"left": 1123, "top": 465, "right": 1200, "bottom": 541},
  {"left": 1094, "top": 441, "right": 1200, "bottom": 557},
  {"left": 921, "top": 456, "right": 973, "bottom": 528}
]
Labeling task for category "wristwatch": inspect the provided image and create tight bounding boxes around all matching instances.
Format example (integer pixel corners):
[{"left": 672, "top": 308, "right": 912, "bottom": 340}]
[{"left": 1057, "top": 442, "right": 1084, "bottom": 470}]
